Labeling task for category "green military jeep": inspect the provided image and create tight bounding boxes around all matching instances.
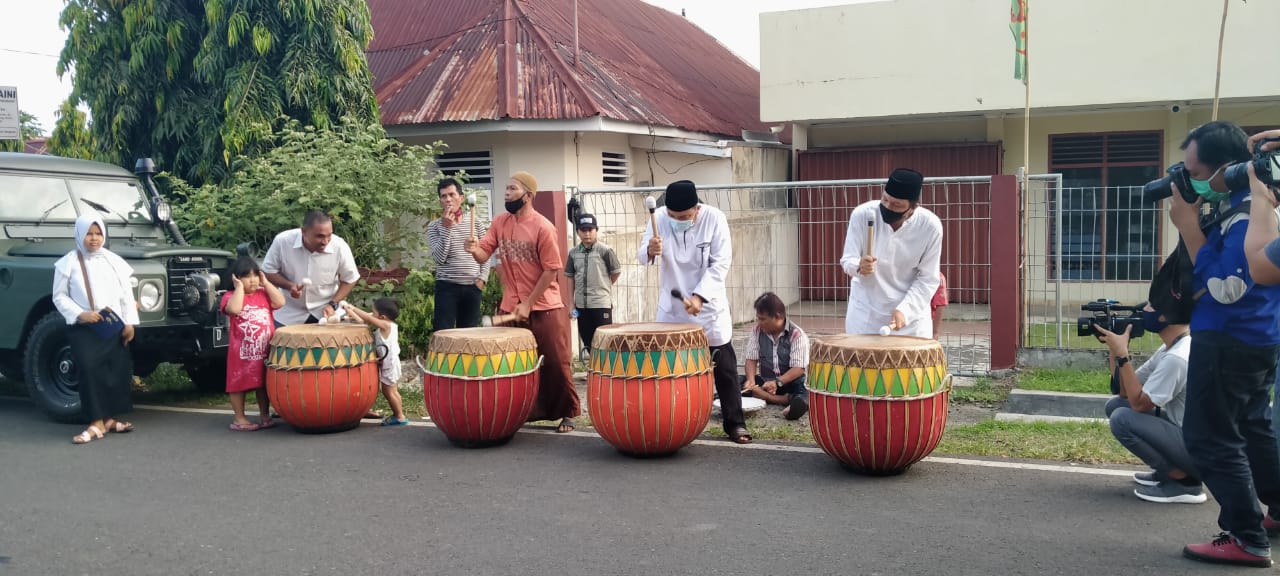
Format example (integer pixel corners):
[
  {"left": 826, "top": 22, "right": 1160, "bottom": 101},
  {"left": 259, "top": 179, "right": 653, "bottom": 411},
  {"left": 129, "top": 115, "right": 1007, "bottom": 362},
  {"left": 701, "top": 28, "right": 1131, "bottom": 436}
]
[{"left": 0, "top": 152, "right": 234, "bottom": 421}]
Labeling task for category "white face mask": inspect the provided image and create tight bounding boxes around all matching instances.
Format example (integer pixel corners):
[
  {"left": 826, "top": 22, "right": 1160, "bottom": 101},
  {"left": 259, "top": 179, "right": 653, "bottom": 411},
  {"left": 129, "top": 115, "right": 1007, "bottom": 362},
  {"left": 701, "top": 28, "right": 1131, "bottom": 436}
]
[{"left": 669, "top": 218, "right": 695, "bottom": 234}]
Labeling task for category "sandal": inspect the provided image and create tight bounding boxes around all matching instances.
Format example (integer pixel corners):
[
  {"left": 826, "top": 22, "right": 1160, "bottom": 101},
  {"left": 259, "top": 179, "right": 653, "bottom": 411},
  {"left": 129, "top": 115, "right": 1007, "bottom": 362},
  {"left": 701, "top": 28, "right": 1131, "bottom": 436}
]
[
  {"left": 557, "top": 418, "right": 576, "bottom": 433},
  {"left": 72, "top": 425, "right": 105, "bottom": 444},
  {"left": 229, "top": 421, "right": 260, "bottom": 432},
  {"left": 257, "top": 418, "right": 278, "bottom": 430},
  {"left": 103, "top": 419, "right": 134, "bottom": 433},
  {"left": 381, "top": 417, "right": 410, "bottom": 427},
  {"left": 729, "top": 427, "right": 752, "bottom": 444},
  {"left": 363, "top": 409, "right": 383, "bottom": 420}
]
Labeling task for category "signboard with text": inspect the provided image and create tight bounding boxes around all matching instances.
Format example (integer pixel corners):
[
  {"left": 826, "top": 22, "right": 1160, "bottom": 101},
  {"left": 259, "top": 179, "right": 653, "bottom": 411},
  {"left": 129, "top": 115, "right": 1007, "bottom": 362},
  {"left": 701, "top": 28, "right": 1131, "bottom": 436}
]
[{"left": 0, "top": 86, "right": 19, "bottom": 140}]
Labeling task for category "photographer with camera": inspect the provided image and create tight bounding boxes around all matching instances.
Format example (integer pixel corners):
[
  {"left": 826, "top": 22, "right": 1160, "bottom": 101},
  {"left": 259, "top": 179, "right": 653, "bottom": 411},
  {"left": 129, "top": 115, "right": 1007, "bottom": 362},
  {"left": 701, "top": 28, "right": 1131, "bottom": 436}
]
[
  {"left": 1243, "top": 128, "right": 1280, "bottom": 286},
  {"left": 1092, "top": 304, "right": 1200, "bottom": 504},
  {"left": 1161, "top": 122, "right": 1280, "bottom": 567}
]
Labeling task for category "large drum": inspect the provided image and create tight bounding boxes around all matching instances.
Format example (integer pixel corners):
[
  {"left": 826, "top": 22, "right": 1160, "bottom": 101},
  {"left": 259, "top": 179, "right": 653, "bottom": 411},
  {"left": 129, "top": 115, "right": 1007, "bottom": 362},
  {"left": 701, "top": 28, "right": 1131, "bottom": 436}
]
[
  {"left": 418, "top": 327, "right": 541, "bottom": 448},
  {"left": 587, "top": 323, "right": 714, "bottom": 457},
  {"left": 807, "top": 335, "right": 951, "bottom": 475},
  {"left": 266, "top": 324, "right": 379, "bottom": 433}
]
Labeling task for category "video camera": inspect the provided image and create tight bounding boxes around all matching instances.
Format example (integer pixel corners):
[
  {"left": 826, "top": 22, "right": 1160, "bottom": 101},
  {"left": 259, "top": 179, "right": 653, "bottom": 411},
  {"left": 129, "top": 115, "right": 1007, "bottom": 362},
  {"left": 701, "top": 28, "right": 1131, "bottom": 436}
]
[
  {"left": 1077, "top": 299, "right": 1146, "bottom": 338},
  {"left": 1143, "top": 136, "right": 1280, "bottom": 204}
]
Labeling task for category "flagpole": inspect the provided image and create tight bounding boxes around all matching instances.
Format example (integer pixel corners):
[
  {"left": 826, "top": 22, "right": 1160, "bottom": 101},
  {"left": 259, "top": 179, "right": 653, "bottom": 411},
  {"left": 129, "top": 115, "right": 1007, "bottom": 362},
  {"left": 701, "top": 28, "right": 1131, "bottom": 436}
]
[
  {"left": 1211, "top": 0, "right": 1229, "bottom": 120},
  {"left": 1020, "top": 0, "right": 1031, "bottom": 348}
]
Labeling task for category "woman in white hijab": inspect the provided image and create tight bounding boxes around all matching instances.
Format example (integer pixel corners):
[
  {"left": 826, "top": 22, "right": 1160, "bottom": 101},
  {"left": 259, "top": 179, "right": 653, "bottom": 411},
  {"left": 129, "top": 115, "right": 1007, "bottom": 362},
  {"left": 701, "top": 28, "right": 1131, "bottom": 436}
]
[{"left": 52, "top": 212, "right": 141, "bottom": 444}]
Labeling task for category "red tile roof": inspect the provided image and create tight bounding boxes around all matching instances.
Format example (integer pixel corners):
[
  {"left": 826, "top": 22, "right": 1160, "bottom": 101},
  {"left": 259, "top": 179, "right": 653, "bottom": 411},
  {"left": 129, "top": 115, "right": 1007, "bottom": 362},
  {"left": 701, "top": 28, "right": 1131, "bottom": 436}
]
[{"left": 367, "top": 0, "right": 772, "bottom": 139}]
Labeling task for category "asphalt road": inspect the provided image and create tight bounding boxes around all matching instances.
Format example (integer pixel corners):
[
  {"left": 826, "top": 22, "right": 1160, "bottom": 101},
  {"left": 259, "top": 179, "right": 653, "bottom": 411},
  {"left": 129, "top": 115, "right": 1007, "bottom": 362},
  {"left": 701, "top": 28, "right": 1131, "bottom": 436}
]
[{"left": 0, "top": 398, "right": 1236, "bottom": 576}]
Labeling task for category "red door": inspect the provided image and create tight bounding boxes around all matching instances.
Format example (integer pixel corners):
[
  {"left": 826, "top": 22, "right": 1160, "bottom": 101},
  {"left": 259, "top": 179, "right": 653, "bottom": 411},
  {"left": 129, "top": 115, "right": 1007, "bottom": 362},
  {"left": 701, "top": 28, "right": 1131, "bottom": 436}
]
[{"left": 796, "top": 143, "right": 1001, "bottom": 304}]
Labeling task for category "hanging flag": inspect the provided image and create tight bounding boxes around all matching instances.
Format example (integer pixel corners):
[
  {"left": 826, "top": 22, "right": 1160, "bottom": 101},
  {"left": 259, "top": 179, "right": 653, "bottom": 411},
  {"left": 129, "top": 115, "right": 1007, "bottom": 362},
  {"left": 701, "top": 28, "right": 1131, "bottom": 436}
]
[{"left": 1010, "top": 0, "right": 1027, "bottom": 84}]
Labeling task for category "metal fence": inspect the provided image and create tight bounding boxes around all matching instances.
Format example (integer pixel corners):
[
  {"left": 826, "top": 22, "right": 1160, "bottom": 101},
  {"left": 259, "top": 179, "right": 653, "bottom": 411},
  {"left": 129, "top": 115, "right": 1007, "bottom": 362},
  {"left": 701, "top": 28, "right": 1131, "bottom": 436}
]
[
  {"left": 1022, "top": 176, "right": 1168, "bottom": 354},
  {"left": 570, "top": 177, "right": 998, "bottom": 376}
]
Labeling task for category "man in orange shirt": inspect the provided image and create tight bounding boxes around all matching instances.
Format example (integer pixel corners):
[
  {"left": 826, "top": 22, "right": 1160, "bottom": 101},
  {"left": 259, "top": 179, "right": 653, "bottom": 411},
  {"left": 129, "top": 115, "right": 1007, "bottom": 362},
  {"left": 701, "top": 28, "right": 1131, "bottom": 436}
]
[{"left": 466, "top": 171, "right": 580, "bottom": 433}]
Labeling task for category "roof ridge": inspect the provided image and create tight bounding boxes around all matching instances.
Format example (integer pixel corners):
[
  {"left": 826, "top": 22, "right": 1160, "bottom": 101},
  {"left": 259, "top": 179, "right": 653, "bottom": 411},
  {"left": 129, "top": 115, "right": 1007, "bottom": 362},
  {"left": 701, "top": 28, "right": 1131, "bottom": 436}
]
[{"left": 505, "top": 0, "right": 601, "bottom": 117}]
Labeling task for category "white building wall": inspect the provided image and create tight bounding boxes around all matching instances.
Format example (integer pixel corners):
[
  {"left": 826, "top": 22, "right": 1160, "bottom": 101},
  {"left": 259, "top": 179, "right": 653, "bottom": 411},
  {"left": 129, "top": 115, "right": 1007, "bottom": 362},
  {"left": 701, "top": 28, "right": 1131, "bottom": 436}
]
[{"left": 761, "top": 0, "right": 1280, "bottom": 123}]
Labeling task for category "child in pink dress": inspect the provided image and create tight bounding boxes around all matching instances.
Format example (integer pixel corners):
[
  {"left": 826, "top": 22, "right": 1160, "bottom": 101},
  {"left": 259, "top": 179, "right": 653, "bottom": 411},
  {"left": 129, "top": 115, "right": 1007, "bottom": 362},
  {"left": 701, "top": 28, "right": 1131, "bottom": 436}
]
[
  {"left": 220, "top": 256, "right": 286, "bottom": 431},
  {"left": 931, "top": 272, "right": 949, "bottom": 340}
]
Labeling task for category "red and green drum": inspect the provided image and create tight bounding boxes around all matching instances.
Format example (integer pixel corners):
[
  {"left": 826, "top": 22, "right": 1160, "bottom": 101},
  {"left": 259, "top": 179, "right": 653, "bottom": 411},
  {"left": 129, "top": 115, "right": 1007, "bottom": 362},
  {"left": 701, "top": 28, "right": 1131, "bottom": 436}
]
[
  {"left": 266, "top": 324, "right": 379, "bottom": 433},
  {"left": 587, "top": 323, "right": 714, "bottom": 457},
  {"left": 807, "top": 334, "right": 952, "bottom": 475},
  {"left": 418, "top": 327, "right": 542, "bottom": 448}
]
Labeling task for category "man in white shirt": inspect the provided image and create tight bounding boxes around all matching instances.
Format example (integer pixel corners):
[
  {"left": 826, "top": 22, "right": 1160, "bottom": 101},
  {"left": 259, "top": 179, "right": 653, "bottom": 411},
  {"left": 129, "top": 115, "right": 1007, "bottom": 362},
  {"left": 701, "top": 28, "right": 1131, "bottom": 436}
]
[
  {"left": 262, "top": 210, "right": 361, "bottom": 327},
  {"left": 639, "top": 180, "right": 751, "bottom": 444},
  {"left": 840, "top": 168, "right": 943, "bottom": 338},
  {"left": 1094, "top": 302, "right": 1202, "bottom": 505}
]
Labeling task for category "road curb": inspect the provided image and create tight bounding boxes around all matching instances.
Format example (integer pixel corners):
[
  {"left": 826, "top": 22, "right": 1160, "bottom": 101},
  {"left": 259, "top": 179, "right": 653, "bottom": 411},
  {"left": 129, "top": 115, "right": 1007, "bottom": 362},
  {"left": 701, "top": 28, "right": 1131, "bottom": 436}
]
[{"left": 1002, "top": 388, "right": 1110, "bottom": 419}]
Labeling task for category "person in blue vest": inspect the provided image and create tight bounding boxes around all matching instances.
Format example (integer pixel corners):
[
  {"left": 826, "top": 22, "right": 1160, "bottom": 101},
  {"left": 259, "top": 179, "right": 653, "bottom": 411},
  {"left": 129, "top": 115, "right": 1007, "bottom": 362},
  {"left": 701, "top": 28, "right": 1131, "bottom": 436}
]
[
  {"left": 1169, "top": 121, "right": 1280, "bottom": 567},
  {"left": 740, "top": 292, "right": 810, "bottom": 420}
]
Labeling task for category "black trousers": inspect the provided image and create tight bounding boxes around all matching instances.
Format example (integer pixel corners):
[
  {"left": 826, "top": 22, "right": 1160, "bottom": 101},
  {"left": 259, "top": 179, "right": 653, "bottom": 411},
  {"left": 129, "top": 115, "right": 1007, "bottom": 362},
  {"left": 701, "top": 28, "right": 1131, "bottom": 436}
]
[
  {"left": 433, "top": 280, "right": 483, "bottom": 330},
  {"left": 1183, "top": 331, "right": 1280, "bottom": 549},
  {"left": 68, "top": 325, "right": 134, "bottom": 421},
  {"left": 575, "top": 308, "right": 612, "bottom": 350},
  {"left": 711, "top": 343, "right": 746, "bottom": 434}
]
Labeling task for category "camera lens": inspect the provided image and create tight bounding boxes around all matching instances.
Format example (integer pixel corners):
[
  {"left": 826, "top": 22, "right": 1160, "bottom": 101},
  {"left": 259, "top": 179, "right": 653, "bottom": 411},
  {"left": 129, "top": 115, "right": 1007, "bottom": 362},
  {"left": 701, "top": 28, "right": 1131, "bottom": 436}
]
[{"left": 1222, "top": 162, "right": 1250, "bottom": 192}]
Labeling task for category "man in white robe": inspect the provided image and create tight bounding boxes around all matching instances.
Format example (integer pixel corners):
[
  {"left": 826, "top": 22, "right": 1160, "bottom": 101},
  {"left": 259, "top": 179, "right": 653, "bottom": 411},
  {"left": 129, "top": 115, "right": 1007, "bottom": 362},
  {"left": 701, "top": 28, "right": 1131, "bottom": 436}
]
[
  {"left": 840, "top": 168, "right": 944, "bottom": 338},
  {"left": 638, "top": 180, "right": 752, "bottom": 444}
]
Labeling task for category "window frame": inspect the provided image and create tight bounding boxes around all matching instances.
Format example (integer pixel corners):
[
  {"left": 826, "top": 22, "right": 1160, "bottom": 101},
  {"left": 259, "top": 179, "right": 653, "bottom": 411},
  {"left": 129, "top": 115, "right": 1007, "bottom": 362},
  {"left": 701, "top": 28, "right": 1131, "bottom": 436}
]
[{"left": 1046, "top": 130, "right": 1165, "bottom": 283}]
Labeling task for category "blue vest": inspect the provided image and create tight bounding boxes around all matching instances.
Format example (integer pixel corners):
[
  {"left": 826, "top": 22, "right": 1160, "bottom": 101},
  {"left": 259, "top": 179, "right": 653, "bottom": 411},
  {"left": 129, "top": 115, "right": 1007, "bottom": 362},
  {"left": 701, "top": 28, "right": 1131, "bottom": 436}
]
[{"left": 757, "top": 320, "right": 798, "bottom": 379}]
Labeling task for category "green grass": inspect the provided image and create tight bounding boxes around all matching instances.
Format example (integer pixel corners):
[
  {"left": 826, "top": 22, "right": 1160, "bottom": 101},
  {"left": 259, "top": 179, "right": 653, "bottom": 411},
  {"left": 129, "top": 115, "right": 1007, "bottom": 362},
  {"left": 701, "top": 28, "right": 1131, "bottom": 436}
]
[
  {"left": 936, "top": 420, "right": 1139, "bottom": 465},
  {"left": 1018, "top": 368, "right": 1112, "bottom": 394},
  {"left": 949, "top": 378, "right": 1011, "bottom": 406}
]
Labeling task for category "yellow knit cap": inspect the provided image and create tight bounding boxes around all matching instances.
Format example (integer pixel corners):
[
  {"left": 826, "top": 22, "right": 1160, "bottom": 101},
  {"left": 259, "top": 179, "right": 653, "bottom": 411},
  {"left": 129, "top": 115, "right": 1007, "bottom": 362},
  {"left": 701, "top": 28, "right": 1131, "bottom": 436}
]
[{"left": 510, "top": 171, "right": 538, "bottom": 197}]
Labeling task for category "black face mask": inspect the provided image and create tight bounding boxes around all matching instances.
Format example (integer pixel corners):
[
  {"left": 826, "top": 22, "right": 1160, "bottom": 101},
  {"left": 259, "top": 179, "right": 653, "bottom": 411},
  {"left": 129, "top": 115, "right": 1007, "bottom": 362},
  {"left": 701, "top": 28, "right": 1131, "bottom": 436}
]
[
  {"left": 880, "top": 203, "right": 908, "bottom": 224},
  {"left": 504, "top": 195, "right": 527, "bottom": 215}
]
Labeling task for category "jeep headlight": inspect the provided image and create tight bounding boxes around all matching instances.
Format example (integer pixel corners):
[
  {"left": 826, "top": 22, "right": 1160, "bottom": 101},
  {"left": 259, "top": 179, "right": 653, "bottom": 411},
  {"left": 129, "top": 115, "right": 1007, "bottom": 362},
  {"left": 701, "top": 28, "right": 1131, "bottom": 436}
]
[{"left": 139, "top": 280, "right": 164, "bottom": 312}]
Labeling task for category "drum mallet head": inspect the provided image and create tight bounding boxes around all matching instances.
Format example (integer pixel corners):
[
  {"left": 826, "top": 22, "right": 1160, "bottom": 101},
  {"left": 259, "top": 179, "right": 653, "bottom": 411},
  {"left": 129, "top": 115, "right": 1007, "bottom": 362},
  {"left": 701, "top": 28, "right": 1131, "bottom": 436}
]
[
  {"left": 465, "top": 193, "right": 477, "bottom": 207},
  {"left": 670, "top": 289, "right": 691, "bottom": 308},
  {"left": 645, "top": 196, "right": 657, "bottom": 213},
  {"left": 300, "top": 278, "right": 313, "bottom": 287},
  {"left": 879, "top": 325, "right": 892, "bottom": 336}
]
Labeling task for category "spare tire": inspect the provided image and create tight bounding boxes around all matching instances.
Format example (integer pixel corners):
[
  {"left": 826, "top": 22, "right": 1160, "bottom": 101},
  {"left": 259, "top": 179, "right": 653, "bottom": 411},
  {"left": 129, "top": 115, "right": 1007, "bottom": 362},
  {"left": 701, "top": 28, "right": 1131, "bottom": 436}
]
[{"left": 23, "top": 312, "right": 85, "bottom": 423}]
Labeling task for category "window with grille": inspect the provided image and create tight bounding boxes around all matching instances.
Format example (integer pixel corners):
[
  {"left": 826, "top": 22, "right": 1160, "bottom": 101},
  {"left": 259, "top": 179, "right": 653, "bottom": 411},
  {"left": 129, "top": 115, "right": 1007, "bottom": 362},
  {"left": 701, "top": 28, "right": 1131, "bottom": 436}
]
[
  {"left": 436, "top": 150, "right": 494, "bottom": 217},
  {"left": 1048, "top": 131, "right": 1164, "bottom": 282},
  {"left": 602, "top": 152, "right": 629, "bottom": 185}
]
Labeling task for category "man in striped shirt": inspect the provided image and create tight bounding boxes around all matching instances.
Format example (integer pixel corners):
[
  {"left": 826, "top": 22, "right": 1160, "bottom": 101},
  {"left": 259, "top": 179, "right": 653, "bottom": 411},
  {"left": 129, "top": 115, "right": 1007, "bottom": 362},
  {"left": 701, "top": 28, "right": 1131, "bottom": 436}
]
[
  {"left": 427, "top": 178, "right": 491, "bottom": 330},
  {"left": 741, "top": 292, "right": 811, "bottom": 420}
]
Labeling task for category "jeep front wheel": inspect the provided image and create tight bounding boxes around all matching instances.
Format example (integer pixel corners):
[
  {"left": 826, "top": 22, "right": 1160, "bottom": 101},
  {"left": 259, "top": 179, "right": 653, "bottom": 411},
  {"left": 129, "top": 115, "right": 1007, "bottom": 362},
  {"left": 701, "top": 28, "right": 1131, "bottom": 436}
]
[{"left": 23, "top": 312, "right": 84, "bottom": 422}]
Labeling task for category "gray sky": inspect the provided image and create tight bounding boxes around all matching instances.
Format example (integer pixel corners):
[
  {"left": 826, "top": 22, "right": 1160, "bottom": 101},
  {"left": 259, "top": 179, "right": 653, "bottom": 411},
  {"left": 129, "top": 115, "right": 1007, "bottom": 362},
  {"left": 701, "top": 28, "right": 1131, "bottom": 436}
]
[{"left": 0, "top": 0, "right": 859, "bottom": 133}]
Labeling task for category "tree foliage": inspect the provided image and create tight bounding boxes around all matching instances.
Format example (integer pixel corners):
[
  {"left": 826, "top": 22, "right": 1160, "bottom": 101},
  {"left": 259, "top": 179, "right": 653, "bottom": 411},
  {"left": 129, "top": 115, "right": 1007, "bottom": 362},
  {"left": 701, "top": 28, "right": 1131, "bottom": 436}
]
[
  {"left": 46, "top": 101, "right": 98, "bottom": 160},
  {"left": 0, "top": 111, "right": 45, "bottom": 152},
  {"left": 58, "top": 0, "right": 378, "bottom": 186},
  {"left": 166, "top": 117, "right": 447, "bottom": 269}
]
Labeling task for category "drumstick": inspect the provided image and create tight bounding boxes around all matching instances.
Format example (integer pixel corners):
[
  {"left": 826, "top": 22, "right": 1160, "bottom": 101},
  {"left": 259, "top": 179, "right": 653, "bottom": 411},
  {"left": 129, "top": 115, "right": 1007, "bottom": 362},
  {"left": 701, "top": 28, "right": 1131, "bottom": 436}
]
[
  {"left": 466, "top": 193, "right": 477, "bottom": 240},
  {"left": 645, "top": 196, "right": 658, "bottom": 236},
  {"left": 866, "top": 219, "right": 875, "bottom": 255},
  {"left": 670, "top": 289, "right": 692, "bottom": 309},
  {"left": 481, "top": 314, "right": 518, "bottom": 327}
]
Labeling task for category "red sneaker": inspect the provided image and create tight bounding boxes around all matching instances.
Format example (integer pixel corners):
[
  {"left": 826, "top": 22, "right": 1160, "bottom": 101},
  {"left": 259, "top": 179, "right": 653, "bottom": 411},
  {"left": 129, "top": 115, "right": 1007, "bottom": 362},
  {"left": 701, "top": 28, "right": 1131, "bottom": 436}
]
[
  {"left": 1184, "top": 533, "right": 1273, "bottom": 568},
  {"left": 1265, "top": 515, "right": 1280, "bottom": 537}
]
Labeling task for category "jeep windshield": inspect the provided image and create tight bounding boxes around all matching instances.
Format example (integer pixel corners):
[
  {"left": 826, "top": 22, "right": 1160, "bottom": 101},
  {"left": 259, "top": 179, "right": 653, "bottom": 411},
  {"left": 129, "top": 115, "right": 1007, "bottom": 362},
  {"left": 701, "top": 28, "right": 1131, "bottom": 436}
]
[{"left": 67, "top": 179, "right": 153, "bottom": 226}]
